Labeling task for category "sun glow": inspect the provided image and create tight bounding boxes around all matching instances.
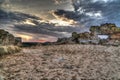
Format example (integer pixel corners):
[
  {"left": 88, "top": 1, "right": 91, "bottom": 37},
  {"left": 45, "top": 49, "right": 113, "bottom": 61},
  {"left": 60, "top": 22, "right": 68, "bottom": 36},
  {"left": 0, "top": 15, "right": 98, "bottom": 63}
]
[
  {"left": 16, "top": 34, "right": 33, "bottom": 42},
  {"left": 23, "top": 19, "right": 36, "bottom": 26},
  {"left": 50, "top": 10, "right": 78, "bottom": 26},
  {"left": 49, "top": 19, "right": 77, "bottom": 26}
]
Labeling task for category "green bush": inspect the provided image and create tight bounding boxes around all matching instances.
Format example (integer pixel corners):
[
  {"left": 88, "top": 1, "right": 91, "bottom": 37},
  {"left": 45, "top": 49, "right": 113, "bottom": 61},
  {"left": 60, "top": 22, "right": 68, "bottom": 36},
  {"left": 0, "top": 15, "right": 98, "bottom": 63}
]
[{"left": 72, "top": 32, "right": 79, "bottom": 43}]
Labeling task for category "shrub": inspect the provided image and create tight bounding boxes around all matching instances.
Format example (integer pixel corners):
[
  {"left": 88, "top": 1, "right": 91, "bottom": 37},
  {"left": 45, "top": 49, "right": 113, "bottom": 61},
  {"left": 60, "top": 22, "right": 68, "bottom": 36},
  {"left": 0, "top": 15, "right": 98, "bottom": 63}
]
[
  {"left": 0, "top": 45, "right": 21, "bottom": 56},
  {"left": 72, "top": 32, "right": 79, "bottom": 43}
]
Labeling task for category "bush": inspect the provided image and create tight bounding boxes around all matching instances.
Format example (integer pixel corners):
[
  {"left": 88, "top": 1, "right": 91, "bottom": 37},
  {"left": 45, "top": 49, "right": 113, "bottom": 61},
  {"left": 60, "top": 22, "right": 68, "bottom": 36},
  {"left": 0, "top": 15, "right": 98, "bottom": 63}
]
[
  {"left": 72, "top": 32, "right": 79, "bottom": 43},
  {"left": 0, "top": 45, "right": 21, "bottom": 56}
]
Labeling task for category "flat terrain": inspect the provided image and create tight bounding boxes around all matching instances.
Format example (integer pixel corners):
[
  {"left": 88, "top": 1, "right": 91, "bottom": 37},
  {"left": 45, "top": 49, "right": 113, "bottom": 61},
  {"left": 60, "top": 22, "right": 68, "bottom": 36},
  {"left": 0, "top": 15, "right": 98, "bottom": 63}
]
[{"left": 0, "top": 44, "right": 120, "bottom": 80}]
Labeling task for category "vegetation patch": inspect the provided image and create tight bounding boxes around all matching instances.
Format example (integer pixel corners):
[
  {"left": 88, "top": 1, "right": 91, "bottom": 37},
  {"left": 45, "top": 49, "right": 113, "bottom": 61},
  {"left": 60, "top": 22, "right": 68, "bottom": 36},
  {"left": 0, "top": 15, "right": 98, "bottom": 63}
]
[{"left": 0, "top": 45, "right": 21, "bottom": 56}]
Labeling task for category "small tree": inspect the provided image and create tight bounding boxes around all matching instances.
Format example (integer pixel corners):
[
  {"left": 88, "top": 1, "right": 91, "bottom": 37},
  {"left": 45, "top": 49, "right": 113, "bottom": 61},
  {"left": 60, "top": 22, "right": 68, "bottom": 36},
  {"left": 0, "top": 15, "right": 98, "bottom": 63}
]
[
  {"left": 72, "top": 32, "right": 79, "bottom": 43},
  {"left": 90, "top": 26, "right": 100, "bottom": 33}
]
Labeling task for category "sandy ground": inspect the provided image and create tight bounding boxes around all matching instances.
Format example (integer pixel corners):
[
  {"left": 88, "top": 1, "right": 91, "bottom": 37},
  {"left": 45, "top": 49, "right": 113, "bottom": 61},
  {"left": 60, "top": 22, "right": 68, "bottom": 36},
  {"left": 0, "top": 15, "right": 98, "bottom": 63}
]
[{"left": 0, "top": 44, "right": 120, "bottom": 80}]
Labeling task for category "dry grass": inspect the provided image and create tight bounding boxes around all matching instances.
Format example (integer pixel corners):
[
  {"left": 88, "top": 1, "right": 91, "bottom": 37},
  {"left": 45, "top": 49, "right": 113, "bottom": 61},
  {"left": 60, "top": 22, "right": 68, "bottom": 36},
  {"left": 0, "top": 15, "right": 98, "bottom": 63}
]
[
  {"left": 0, "top": 44, "right": 120, "bottom": 80},
  {"left": 0, "top": 45, "right": 21, "bottom": 56}
]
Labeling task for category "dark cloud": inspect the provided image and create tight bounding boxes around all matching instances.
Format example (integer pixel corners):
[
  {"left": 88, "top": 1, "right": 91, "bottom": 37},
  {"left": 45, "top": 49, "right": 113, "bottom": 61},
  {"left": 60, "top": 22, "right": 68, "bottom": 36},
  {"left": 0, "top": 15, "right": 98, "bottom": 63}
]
[
  {"left": 13, "top": 23, "right": 84, "bottom": 38},
  {"left": 53, "top": 9, "right": 79, "bottom": 20},
  {"left": 0, "top": 9, "right": 41, "bottom": 21},
  {"left": 54, "top": 0, "right": 120, "bottom": 27},
  {"left": 0, "top": 0, "right": 73, "bottom": 19},
  {"left": 0, "top": 9, "right": 85, "bottom": 42}
]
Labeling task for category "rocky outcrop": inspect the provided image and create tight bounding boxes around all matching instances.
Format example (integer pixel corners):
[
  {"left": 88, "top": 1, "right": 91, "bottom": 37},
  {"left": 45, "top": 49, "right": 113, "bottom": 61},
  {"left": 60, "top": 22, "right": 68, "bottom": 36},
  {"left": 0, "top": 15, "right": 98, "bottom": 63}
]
[
  {"left": 57, "top": 32, "right": 100, "bottom": 44},
  {"left": 90, "top": 23, "right": 120, "bottom": 34},
  {"left": 0, "top": 29, "right": 22, "bottom": 46},
  {"left": 78, "top": 32, "right": 100, "bottom": 44},
  {"left": 89, "top": 23, "right": 120, "bottom": 45},
  {"left": 78, "top": 32, "right": 96, "bottom": 39},
  {"left": 57, "top": 23, "right": 120, "bottom": 45},
  {"left": 109, "top": 33, "right": 120, "bottom": 40},
  {"left": 0, "top": 29, "right": 15, "bottom": 45}
]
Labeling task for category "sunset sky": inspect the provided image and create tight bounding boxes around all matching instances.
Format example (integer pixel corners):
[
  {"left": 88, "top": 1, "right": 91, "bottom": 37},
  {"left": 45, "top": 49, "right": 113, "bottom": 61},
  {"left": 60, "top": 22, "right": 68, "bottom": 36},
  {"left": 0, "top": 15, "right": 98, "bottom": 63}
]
[{"left": 0, "top": 0, "right": 120, "bottom": 42}]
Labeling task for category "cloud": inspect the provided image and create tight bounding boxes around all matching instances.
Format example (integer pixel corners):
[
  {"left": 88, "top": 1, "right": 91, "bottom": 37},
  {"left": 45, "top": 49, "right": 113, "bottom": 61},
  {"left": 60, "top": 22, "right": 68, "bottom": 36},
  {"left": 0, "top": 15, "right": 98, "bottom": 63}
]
[
  {"left": 15, "top": 33, "right": 57, "bottom": 42},
  {"left": 0, "top": 0, "right": 11, "bottom": 9},
  {"left": 55, "top": 0, "right": 120, "bottom": 27},
  {"left": 53, "top": 0, "right": 72, "bottom": 5},
  {"left": 13, "top": 23, "right": 82, "bottom": 38},
  {"left": 0, "top": 0, "right": 74, "bottom": 17},
  {"left": 0, "top": 9, "right": 86, "bottom": 42},
  {"left": 50, "top": 10, "right": 79, "bottom": 26},
  {"left": 92, "top": 0, "right": 116, "bottom": 3},
  {"left": 53, "top": 0, "right": 63, "bottom": 5}
]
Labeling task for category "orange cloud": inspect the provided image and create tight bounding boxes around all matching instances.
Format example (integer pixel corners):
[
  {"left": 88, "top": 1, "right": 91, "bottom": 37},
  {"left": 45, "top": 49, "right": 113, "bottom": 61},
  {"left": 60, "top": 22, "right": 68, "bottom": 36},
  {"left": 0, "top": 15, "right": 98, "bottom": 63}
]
[{"left": 15, "top": 34, "right": 57, "bottom": 42}]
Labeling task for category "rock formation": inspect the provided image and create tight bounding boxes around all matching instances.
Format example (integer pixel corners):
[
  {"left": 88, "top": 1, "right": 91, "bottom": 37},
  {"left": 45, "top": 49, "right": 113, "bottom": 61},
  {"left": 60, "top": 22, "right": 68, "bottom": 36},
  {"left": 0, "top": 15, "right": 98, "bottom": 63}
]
[
  {"left": 0, "top": 29, "right": 15, "bottom": 45},
  {"left": 57, "top": 23, "right": 120, "bottom": 45},
  {"left": 90, "top": 23, "right": 120, "bottom": 34},
  {"left": 109, "top": 33, "right": 120, "bottom": 40},
  {"left": 0, "top": 29, "right": 22, "bottom": 46}
]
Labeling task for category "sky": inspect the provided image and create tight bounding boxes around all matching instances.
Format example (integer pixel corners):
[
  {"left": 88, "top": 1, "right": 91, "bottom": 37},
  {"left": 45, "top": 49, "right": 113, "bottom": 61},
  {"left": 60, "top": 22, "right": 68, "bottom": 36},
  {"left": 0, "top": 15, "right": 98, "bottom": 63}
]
[{"left": 0, "top": 0, "right": 120, "bottom": 42}]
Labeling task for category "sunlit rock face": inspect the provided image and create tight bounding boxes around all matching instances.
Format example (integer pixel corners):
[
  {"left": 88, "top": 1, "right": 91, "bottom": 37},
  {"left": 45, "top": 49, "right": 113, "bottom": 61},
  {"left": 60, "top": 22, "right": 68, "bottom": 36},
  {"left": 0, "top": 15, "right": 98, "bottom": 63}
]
[{"left": 110, "top": 33, "right": 120, "bottom": 40}]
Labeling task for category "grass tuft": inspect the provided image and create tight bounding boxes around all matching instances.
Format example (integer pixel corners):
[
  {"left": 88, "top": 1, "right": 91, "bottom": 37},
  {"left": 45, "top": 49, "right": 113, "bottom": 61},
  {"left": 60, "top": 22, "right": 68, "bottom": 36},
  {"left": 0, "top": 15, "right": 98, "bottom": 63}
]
[{"left": 0, "top": 45, "right": 21, "bottom": 56}]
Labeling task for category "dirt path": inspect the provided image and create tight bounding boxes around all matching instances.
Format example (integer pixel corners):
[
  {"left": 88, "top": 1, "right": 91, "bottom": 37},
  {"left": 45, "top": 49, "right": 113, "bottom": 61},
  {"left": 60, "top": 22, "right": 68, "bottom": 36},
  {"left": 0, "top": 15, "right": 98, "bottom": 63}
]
[{"left": 0, "top": 45, "right": 120, "bottom": 80}]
